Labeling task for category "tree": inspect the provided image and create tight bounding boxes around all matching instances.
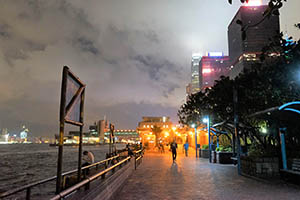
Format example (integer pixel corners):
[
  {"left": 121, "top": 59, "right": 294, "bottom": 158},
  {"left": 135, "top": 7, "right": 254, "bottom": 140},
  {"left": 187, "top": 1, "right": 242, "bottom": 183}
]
[
  {"left": 178, "top": 24, "right": 300, "bottom": 153},
  {"left": 151, "top": 125, "right": 162, "bottom": 147}
]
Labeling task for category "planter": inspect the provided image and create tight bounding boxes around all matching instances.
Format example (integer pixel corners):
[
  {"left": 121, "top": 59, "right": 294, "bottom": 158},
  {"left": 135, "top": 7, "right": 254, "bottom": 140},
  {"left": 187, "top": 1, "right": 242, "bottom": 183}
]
[
  {"left": 240, "top": 156, "right": 279, "bottom": 179},
  {"left": 201, "top": 149, "right": 209, "bottom": 158},
  {"left": 216, "top": 152, "right": 233, "bottom": 164}
]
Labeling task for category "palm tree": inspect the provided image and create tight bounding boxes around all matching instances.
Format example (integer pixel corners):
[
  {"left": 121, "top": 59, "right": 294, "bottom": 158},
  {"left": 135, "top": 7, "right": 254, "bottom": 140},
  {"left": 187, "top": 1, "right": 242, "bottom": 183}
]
[{"left": 151, "top": 125, "right": 162, "bottom": 147}]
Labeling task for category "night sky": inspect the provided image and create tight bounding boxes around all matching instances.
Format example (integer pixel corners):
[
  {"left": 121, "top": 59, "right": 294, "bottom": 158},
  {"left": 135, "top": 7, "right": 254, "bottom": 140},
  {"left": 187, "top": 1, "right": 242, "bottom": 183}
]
[{"left": 0, "top": 0, "right": 299, "bottom": 136}]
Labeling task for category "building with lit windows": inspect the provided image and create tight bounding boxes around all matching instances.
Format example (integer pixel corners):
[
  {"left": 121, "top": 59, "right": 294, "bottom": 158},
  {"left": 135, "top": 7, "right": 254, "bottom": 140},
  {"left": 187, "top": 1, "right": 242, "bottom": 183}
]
[
  {"left": 104, "top": 130, "right": 140, "bottom": 143},
  {"left": 186, "top": 83, "right": 192, "bottom": 101},
  {"left": 190, "top": 53, "right": 202, "bottom": 94},
  {"left": 199, "top": 52, "right": 230, "bottom": 90},
  {"left": 137, "top": 116, "right": 173, "bottom": 147},
  {"left": 228, "top": 2, "right": 280, "bottom": 79}
]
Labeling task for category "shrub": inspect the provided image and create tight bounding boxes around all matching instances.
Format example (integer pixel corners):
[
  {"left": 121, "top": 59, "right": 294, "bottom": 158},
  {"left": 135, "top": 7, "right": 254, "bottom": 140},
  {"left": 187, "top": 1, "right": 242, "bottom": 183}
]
[{"left": 216, "top": 146, "right": 232, "bottom": 152}]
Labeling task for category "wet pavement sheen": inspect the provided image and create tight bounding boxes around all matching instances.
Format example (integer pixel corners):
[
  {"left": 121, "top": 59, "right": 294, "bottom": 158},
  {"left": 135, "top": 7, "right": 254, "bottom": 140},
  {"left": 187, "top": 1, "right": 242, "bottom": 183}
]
[{"left": 114, "top": 152, "right": 300, "bottom": 200}]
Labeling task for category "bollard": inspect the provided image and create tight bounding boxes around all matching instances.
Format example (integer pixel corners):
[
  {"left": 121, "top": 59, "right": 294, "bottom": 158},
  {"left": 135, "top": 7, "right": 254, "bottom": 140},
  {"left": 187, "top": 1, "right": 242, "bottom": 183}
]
[
  {"left": 85, "top": 182, "right": 90, "bottom": 191},
  {"left": 26, "top": 187, "right": 31, "bottom": 200},
  {"left": 101, "top": 173, "right": 106, "bottom": 179}
]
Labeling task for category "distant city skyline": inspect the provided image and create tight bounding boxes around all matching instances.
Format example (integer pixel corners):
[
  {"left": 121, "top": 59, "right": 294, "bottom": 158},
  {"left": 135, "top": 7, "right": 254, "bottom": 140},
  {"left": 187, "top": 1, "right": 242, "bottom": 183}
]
[{"left": 0, "top": 0, "right": 299, "bottom": 136}]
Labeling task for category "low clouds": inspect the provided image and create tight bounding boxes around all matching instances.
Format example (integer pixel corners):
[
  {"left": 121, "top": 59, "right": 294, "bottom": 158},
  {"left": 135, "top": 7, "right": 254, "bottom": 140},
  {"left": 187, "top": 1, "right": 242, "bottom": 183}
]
[
  {"left": 74, "top": 37, "right": 99, "bottom": 55},
  {"left": 0, "top": 0, "right": 189, "bottom": 136},
  {"left": 3, "top": 0, "right": 297, "bottom": 136}
]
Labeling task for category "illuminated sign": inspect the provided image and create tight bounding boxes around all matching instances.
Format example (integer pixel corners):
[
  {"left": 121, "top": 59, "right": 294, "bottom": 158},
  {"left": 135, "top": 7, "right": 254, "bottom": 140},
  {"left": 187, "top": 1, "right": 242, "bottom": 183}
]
[
  {"left": 208, "top": 52, "right": 223, "bottom": 57},
  {"left": 202, "top": 68, "right": 212, "bottom": 74},
  {"left": 245, "top": 0, "right": 262, "bottom": 6},
  {"left": 192, "top": 53, "right": 202, "bottom": 59}
]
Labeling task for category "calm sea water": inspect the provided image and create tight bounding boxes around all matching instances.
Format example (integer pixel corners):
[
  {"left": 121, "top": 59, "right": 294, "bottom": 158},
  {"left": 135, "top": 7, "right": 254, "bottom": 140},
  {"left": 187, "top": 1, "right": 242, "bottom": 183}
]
[{"left": 0, "top": 143, "right": 125, "bottom": 196}]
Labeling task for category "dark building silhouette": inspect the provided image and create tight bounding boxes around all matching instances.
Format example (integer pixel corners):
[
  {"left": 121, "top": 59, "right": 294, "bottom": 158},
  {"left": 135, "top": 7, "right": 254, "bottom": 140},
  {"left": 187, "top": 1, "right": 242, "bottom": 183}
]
[{"left": 228, "top": 5, "right": 280, "bottom": 79}]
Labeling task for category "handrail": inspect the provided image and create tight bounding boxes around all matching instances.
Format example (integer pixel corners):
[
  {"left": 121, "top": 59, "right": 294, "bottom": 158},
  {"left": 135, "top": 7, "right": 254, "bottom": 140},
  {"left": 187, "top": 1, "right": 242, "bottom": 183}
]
[
  {"left": 0, "top": 155, "right": 120, "bottom": 199},
  {"left": 81, "top": 155, "right": 119, "bottom": 170},
  {"left": 51, "top": 156, "right": 131, "bottom": 200},
  {"left": 134, "top": 149, "right": 143, "bottom": 154},
  {"left": 134, "top": 148, "right": 144, "bottom": 170}
]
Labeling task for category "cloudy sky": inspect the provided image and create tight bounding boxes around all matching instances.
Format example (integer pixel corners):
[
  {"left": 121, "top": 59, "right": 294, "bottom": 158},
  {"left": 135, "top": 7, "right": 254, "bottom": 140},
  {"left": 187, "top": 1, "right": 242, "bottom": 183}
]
[{"left": 0, "top": 0, "right": 299, "bottom": 136}]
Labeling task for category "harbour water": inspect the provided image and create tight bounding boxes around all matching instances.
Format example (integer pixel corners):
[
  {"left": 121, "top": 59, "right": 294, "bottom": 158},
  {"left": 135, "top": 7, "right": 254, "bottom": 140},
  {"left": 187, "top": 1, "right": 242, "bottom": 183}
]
[{"left": 0, "top": 143, "right": 125, "bottom": 194}]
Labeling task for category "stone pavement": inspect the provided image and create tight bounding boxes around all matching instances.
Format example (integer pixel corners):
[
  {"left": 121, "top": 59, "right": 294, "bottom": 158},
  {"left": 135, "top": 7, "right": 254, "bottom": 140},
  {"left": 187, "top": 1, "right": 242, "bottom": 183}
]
[{"left": 114, "top": 151, "right": 300, "bottom": 200}]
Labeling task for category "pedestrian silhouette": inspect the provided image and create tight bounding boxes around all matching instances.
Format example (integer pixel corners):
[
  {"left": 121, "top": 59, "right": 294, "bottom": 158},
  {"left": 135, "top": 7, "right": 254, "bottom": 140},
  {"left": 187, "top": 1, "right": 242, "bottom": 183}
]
[{"left": 170, "top": 141, "right": 177, "bottom": 162}]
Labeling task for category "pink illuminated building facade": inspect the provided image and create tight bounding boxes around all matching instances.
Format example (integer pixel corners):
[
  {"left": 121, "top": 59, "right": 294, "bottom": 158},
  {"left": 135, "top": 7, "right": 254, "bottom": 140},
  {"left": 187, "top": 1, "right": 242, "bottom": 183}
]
[{"left": 199, "top": 53, "right": 230, "bottom": 90}]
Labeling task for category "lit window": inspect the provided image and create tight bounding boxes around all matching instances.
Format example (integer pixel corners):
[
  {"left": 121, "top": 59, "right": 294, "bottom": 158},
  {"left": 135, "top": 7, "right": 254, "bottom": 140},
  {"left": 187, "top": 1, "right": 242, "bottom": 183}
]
[
  {"left": 162, "top": 116, "right": 166, "bottom": 122},
  {"left": 147, "top": 125, "right": 149, "bottom": 128},
  {"left": 151, "top": 125, "right": 153, "bottom": 128},
  {"left": 143, "top": 125, "right": 146, "bottom": 128}
]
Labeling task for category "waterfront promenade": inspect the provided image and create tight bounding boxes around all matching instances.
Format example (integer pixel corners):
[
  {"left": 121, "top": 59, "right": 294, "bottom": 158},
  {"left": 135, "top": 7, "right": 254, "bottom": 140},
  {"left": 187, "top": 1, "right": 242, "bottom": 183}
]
[{"left": 114, "top": 151, "right": 300, "bottom": 200}]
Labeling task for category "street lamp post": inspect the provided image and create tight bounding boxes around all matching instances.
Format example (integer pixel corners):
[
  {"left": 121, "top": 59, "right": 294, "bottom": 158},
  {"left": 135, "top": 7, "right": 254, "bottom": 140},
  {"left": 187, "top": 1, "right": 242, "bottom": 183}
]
[
  {"left": 233, "top": 87, "right": 241, "bottom": 175},
  {"left": 191, "top": 124, "right": 198, "bottom": 158},
  {"left": 203, "top": 116, "right": 210, "bottom": 162}
]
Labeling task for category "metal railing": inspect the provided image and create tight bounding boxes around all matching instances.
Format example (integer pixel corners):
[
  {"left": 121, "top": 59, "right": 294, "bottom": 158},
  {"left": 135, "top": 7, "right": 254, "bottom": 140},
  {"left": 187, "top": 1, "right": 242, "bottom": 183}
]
[
  {"left": 51, "top": 156, "right": 131, "bottom": 200},
  {"left": 134, "top": 148, "right": 145, "bottom": 170},
  {"left": 0, "top": 155, "right": 120, "bottom": 200}
]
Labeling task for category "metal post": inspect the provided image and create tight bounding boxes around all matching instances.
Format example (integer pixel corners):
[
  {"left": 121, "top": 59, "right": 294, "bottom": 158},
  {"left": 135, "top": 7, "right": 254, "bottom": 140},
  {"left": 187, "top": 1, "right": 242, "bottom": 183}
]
[
  {"left": 56, "top": 67, "right": 68, "bottom": 194},
  {"left": 77, "top": 125, "right": 83, "bottom": 182},
  {"left": 109, "top": 133, "right": 112, "bottom": 155},
  {"left": 26, "top": 187, "right": 31, "bottom": 200},
  {"left": 208, "top": 116, "right": 211, "bottom": 163},
  {"left": 194, "top": 127, "right": 198, "bottom": 158},
  {"left": 233, "top": 87, "right": 241, "bottom": 175},
  {"left": 279, "top": 128, "right": 287, "bottom": 170},
  {"left": 77, "top": 89, "right": 85, "bottom": 182}
]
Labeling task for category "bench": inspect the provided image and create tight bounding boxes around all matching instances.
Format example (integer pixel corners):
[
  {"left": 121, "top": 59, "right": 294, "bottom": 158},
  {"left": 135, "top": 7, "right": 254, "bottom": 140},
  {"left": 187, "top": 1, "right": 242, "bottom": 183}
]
[{"left": 281, "top": 159, "right": 300, "bottom": 177}]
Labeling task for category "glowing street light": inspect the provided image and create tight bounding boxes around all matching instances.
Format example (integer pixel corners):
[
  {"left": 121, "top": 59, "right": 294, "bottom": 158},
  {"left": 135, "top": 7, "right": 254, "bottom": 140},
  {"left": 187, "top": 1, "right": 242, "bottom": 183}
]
[{"left": 203, "top": 117, "right": 209, "bottom": 124}]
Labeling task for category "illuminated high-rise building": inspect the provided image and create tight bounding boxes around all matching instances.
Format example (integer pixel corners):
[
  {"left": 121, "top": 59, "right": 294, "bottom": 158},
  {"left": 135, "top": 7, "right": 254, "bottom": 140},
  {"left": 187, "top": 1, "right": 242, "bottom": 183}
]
[
  {"left": 186, "top": 83, "right": 192, "bottom": 101},
  {"left": 199, "top": 52, "right": 230, "bottom": 90},
  {"left": 191, "top": 53, "right": 201, "bottom": 94},
  {"left": 228, "top": 2, "right": 280, "bottom": 79}
]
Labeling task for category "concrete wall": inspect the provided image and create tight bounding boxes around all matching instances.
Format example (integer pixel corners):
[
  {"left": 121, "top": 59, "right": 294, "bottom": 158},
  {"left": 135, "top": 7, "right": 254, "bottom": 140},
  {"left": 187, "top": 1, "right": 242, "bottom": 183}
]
[{"left": 241, "top": 156, "right": 279, "bottom": 179}]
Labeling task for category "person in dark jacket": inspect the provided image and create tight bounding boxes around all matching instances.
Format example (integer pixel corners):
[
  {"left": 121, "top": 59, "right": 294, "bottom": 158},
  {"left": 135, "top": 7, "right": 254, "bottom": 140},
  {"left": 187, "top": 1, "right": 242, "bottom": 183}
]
[{"left": 170, "top": 141, "right": 178, "bottom": 162}]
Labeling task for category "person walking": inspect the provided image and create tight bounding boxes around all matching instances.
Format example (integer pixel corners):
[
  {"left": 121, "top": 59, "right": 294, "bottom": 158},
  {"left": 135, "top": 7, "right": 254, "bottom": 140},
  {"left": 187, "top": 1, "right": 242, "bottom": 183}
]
[
  {"left": 170, "top": 141, "right": 177, "bottom": 162},
  {"left": 160, "top": 143, "right": 165, "bottom": 153},
  {"left": 184, "top": 142, "right": 189, "bottom": 157}
]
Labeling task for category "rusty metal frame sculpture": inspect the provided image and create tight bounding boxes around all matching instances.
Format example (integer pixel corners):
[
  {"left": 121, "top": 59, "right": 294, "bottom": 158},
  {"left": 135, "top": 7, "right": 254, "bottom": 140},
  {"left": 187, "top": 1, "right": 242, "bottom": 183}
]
[{"left": 56, "top": 66, "right": 86, "bottom": 194}]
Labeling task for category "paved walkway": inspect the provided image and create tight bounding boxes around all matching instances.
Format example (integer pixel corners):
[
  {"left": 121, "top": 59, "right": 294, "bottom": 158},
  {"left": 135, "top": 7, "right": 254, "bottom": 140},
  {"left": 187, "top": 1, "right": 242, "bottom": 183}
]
[{"left": 114, "top": 151, "right": 300, "bottom": 200}]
